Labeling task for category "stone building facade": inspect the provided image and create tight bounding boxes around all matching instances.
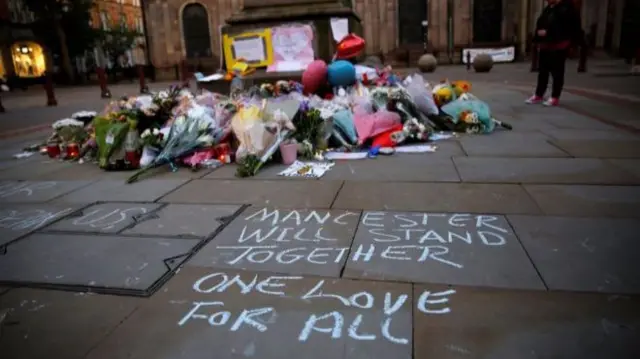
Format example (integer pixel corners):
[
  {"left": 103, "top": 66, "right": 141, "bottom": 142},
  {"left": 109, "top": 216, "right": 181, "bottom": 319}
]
[
  {"left": 91, "top": 0, "right": 145, "bottom": 33},
  {"left": 143, "top": 0, "right": 636, "bottom": 70}
]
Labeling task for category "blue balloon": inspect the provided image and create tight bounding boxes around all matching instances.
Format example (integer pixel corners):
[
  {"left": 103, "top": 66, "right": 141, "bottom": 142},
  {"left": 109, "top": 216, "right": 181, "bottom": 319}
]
[{"left": 327, "top": 60, "right": 356, "bottom": 87}]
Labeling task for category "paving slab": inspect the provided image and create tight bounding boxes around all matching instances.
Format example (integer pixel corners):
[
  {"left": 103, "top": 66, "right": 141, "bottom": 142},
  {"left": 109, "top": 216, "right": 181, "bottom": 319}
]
[
  {"left": 453, "top": 157, "right": 639, "bottom": 184},
  {"left": 607, "top": 159, "right": 640, "bottom": 177},
  {"left": 0, "top": 180, "right": 91, "bottom": 203},
  {"left": 85, "top": 267, "right": 416, "bottom": 359},
  {"left": 54, "top": 179, "right": 189, "bottom": 203},
  {"left": 188, "top": 207, "right": 360, "bottom": 277},
  {"left": 524, "top": 185, "right": 640, "bottom": 218},
  {"left": 202, "top": 164, "right": 243, "bottom": 180},
  {"left": 204, "top": 142, "right": 466, "bottom": 181},
  {"left": 342, "top": 211, "right": 544, "bottom": 289},
  {"left": 321, "top": 156, "right": 461, "bottom": 182},
  {"left": 499, "top": 118, "right": 561, "bottom": 133},
  {"left": 43, "top": 202, "right": 162, "bottom": 234},
  {"left": 0, "top": 158, "right": 75, "bottom": 180},
  {"left": 0, "top": 289, "right": 139, "bottom": 359},
  {"left": 508, "top": 215, "right": 640, "bottom": 294},
  {"left": 160, "top": 180, "right": 344, "bottom": 208},
  {"left": 40, "top": 165, "right": 214, "bottom": 181},
  {"left": 0, "top": 204, "right": 79, "bottom": 246},
  {"left": 414, "top": 285, "right": 640, "bottom": 359},
  {"left": 331, "top": 182, "right": 541, "bottom": 214},
  {"left": 458, "top": 132, "right": 569, "bottom": 157},
  {"left": 122, "top": 204, "right": 242, "bottom": 238},
  {"left": 34, "top": 163, "right": 132, "bottom": 180},
  {"left": 524, "top": 108, "right": 618, "bottom": 130},
  {"left": 550, "top": 140, "right": 640, "bottom": 158},
  {"left": 540, "top": 128, "right": 639, "bottom": 141},
  {"left": 0, "top": 155, "right": 38, "bottom": 172},
  {"left": 0, "top": 233, "right": 200, "bottom": 294}
]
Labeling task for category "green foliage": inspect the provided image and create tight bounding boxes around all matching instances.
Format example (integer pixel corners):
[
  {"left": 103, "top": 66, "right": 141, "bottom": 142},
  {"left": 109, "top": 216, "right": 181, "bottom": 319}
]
[
  {"left": 96, "top": 26, "right": 142, "bottom": 65},
  {"left": 235, "top": 155, "right": 262, "bottom": 178},
  {"left": 292, "top": 109, "right": 325, "bottom": 159}
]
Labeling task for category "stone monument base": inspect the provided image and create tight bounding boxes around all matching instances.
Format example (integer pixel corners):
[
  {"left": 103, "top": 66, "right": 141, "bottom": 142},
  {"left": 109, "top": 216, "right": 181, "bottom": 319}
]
[
  {"left": 197, "top": 70, "right": 303, "bottom": 94},
  {"left": 222, "top": 0, "right": 362, "bottom": 64}
]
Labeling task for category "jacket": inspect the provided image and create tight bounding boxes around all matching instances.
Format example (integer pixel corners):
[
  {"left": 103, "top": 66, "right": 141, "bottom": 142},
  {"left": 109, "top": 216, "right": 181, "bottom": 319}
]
[{"left": 534, "top": 0, "right": 583, "bottom": 49}]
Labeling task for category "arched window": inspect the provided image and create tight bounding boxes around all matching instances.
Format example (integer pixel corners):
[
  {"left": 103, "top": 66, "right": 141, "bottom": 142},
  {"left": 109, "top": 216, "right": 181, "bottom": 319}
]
[{"left": 182, "top": 3, "right": 212, "bottom": 59}]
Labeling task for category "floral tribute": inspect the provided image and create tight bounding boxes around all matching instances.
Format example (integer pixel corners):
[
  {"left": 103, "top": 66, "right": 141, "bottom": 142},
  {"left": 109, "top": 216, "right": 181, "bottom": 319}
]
[{"left": 23, "top": 61, "right": 512, "bottom": 182}]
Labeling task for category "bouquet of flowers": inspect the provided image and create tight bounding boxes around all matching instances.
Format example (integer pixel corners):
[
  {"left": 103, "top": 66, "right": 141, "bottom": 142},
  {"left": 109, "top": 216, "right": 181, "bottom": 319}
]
[
  {"left": 126, "top": 109, "right": 215, "bottom": 183},
  {"left": 139, "top": 128, "right": 165, "bottom": 167},
  {"left": 93, "top": 112, "right": 137, "bottom": 169},
  {"left": 140, "top": 128, "right": 164, "bottom": 148},
  {"left": 71, "top": 111, "right": 98, "bottom": 125},
  {"left": 234, "top": 105, "right": 296, "bottom": 178},
  {"left": 51, "top": 118, "right": 88, "bottom": 144}
]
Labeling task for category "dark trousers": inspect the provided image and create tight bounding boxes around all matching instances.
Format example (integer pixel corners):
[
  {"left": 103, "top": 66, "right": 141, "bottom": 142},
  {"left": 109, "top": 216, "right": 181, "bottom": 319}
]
[{"left": 535, "top": 49, "right": 568, "bottom": 98}]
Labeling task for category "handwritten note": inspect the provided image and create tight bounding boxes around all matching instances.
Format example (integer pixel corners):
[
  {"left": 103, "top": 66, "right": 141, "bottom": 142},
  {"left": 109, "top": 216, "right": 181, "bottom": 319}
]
[{"left": 330, "top": 18, "right": 349, "bottom": 42}]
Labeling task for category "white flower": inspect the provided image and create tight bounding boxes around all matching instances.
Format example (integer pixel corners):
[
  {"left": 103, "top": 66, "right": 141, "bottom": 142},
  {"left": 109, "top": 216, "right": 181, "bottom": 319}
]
[
  {"left": 186, "top": 105, "right": 206, "bottom": 120},
  {"left": 152, "top": 128, "right": 159, "bottom": 135},
  {"left": 197, "top": 134, "right": 214, "bottom": 144},
  {"left": 141, "top": 129, "right": 150, "bottom": 138},
  {"left": 52, "top": 118, "right": 85, "bottom": 129},
  {"left": 173, "top": 116, "right": 186, "bottom": 128},
  {"left": 157, "top": 91, "right": 169, "bottom": 99},
  {"left": 178, "top": 89, "right": 193, "bottom": 100},
  {"left": 71, "top": 111, "right": 97, "bottom": 119}
]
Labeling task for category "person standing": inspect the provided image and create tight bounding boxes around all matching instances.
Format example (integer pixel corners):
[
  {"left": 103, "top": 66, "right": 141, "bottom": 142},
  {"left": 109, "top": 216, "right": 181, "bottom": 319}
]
[{"left": 526, "top": 0, "right": 583, "bottom": 106}]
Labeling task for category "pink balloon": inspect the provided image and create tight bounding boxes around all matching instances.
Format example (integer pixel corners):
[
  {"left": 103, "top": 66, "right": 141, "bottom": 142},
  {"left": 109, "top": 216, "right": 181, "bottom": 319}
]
[{"left": 302, "top": 60, "right": 328, "bottom": 95}]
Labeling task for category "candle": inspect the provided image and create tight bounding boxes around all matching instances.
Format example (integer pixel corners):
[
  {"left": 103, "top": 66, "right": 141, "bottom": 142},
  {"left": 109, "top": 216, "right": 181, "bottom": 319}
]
[
  {"left": 66, "top": 143, "right": 80, "bottom": 159},
  {"left": 47, "top": 143, "right": 61, "bottom": 158},
  {"left": 125, "top": 150, "right": 140, "bottom": 168}
]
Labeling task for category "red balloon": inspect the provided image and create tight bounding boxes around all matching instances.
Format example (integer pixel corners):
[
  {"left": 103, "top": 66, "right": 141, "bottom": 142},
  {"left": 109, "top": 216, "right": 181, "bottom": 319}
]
[
  {"left": 335, "top": 34, "right": 365, "bottom": 60},
  {"left": 301, "top": 60, "right": 328, "bottom": 95}
]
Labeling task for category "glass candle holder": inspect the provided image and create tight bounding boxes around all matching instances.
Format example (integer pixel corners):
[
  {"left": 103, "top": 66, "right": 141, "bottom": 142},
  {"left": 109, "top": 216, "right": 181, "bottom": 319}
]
[
  {"left": 66, "top": 143, "right": 80, "bottom": 159},
  {"left": 46, "top": 143, "right": 61, "bottom": 158}
]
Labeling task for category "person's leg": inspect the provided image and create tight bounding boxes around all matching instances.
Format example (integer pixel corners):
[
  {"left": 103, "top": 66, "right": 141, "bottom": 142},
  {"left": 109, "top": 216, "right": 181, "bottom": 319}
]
[
  {"left": 550, "top": 49, "right": 567, "bottom": 98},
  {"left": 527, "top": 50, "right": 550, "bottom": 103},
  {"left": 544, "top": 49, "right": 567, "bottom": 106}
]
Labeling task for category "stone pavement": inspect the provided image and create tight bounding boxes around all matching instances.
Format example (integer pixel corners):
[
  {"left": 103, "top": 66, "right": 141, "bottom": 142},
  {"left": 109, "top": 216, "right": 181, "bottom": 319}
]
[
  {"left": 0, "top": 81, "right": 639, "bottom": 359},
  {"left": 0, "top": 81, "right": 180, "bottom": 136}
]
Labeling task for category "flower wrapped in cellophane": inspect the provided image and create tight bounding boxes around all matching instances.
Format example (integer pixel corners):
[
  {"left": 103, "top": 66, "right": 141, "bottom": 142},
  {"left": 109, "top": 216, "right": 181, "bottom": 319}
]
[
  {"left": 126, "top": 103, "right": 217, "bottom": 183},
  {"left": 93, "top": 113, "right": 137, "bottom": 169},
  {"left": 51, "top": 118, "right": 88, "bottom": 145},
  {"left": 441, "top": 93, "right": 512, "bottom": 134},
  {"left": 233, "top": 99, "right": 298, "bottom": 177}
]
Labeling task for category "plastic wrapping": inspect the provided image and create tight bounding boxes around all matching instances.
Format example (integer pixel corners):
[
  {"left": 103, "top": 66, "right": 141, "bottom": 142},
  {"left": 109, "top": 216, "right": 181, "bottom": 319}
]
[{"left": 405, "top": 74, "right": 439, "bottom": 116}]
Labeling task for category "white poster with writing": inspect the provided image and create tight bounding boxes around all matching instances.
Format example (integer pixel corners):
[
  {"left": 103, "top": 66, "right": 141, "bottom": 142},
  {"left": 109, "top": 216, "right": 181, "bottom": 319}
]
[
  {"left": 232, "top": 36, "right": 266, "bottom": 63},
  {"left": 462, "top": 46, "right": 516, "bottom": 64},
  {"left": 267, "top": 25, "right": 315, "bottom": 72}
]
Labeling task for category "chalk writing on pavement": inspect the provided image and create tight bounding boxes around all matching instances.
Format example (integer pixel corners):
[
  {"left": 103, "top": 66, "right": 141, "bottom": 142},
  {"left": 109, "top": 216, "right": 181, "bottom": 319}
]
[
  {"left": 177, "top": 271, "right": 455, "bottom": 345},
  {"left": 71, "top": 207, "right": 149, "bottom": 230},
  {"left": 0, "top": 208, "right": 74, "bottom": 231},
  {"left": 214, "top": 209, "right": 511, "bottom": 269},
  {"left": 214, "top": 208, "right": 359, "bottom": 266},
  {"left": 0, "top": 182, "right": 59, "bottom": 199},
  {"left": 352, "top": 212, "right": 511, "bottom": 269}
]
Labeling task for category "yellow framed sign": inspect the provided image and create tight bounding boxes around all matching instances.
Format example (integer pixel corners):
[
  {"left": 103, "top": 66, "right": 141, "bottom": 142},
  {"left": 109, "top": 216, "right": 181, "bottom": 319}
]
[{"left": 223, "top": 29, "right": 274, "bottom": 70}]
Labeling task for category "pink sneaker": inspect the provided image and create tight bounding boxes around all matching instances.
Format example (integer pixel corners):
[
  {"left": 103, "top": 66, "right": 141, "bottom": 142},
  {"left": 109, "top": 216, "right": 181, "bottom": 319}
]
[
  {"left": 543, "top": 98, "right": 559, "bottom": 107},
  {"left": 525, "top": 95, "right": 543, "bottom": 104}
]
